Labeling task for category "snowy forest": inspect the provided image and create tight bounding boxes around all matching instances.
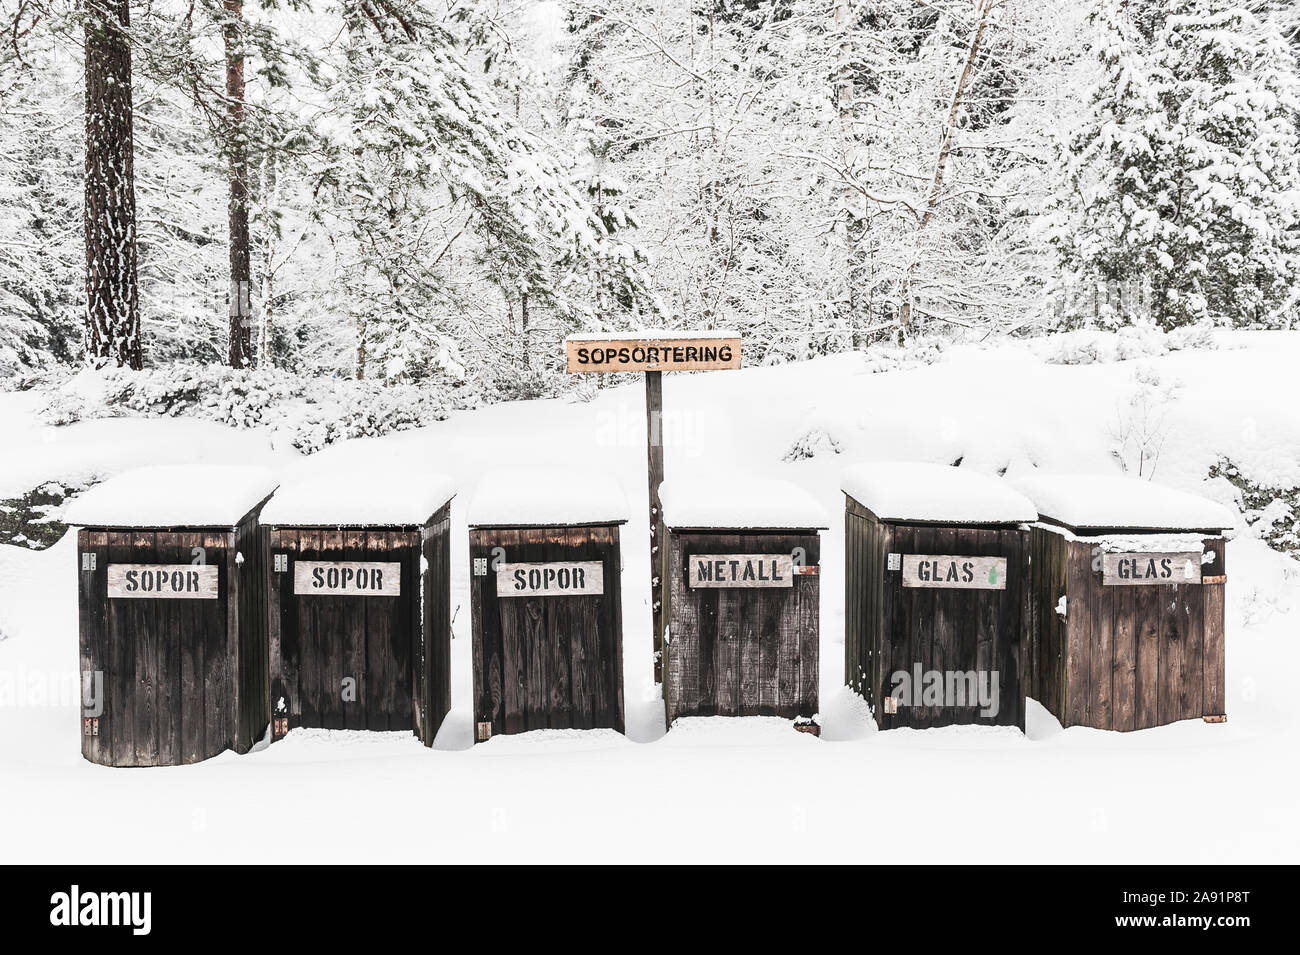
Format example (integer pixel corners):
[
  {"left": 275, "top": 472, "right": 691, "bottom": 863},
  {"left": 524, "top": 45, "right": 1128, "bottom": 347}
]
[{"left": 2, "top": 0, "right": 1299, "bottom": 421}]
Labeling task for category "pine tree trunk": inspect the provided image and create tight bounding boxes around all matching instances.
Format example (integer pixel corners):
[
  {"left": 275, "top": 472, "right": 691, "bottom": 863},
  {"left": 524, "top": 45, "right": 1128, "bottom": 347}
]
[
  {"left": 225, "top": 0, "right": 253, "bottom": 368},
  {"left": 83, "top": 0, "right": 141, "bottom": 369}
]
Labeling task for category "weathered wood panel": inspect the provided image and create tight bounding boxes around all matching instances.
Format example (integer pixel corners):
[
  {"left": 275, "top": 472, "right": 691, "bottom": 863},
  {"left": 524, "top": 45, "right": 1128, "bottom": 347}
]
[
  {"left": 470, "top": 523, "right": 625, "bottom": 738},
  {"left": 1182, "top": 581, "right": 1204, "bottom": 721},
  {"left": 665, "top": 530, "right": 819, "bottom": 723},
  {"left": 78, "top": 529, "right": 110, "bottom": 764},
  {"left": 78, "top": 524, "right": 248, "bottom": 766},
  {"left": 847, "top": 505, "right": 1028, "bottom": 731},
  {"left": 1202, "top": 582, "right": 1226, "bottom": 717},
  {"left": 1158, "top": 582, "right": 1184, "bottom": 727},
  {"left": 1091, "top": 561, "right": 1114, "bottom": 730},
  {"left": 416, "top": 503, "right": 453, "bottom": 745},
  {"left": 266, "top": 525, "right": 425, "bottom": 734},
  {"left": 1028, "top": 529, "right": 1227, "bottom": 731},
  {"left": 233, "top": 507, "right": 270, "bottom": 753},
  {"left": 1112, "top": 586, "right": 1137, "bottom": 732},
  {"left": 1134, "top": 576, "right": 1162, "bottom": 730}
]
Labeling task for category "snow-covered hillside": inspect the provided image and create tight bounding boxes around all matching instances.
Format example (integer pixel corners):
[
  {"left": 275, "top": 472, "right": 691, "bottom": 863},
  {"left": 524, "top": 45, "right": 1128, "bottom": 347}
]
[{"left": 1, "top": 332, "right": 1297, "bottom": 862}]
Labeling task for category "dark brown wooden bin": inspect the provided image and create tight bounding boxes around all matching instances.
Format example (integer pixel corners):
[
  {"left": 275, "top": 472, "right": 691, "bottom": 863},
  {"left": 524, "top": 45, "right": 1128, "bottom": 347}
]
[
  {"left": 659, "top": 478, "right": 827, "bottom": 724},
  {"left": 1014, "top": 474, "right": 1233, "bottom": 731},
  {"left": 260, "top": 473, "right": 455, "bottom": 745},
  {"left": 66, "top": 465, "right": 278, "bottom": 766},
  {"left": 842, "top": 463, "right": 1037, "bottom": 731},
  {"left": 467, "top": 468, "right": 628, "bottom": 741}
]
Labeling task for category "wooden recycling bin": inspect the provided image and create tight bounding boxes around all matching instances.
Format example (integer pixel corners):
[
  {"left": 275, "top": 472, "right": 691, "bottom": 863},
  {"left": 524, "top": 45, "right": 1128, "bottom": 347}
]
[
  {"left": 659, "top": 478, "right": 826, "bottom": 724},
  {"left": 468, "top": 468, "right": 628, "bottom": 740},
  {"left": 260, "top": 472, "right": 456, "bottom": 744},
  {"left": 1015, "top": 474, "right": 1233, "bottom": 731},
  {"left": 67, "top": 465, "right": 278, "bottom": 766},
  {"left": 842, "top": 462, "right": 1036, "bottom": 730}
]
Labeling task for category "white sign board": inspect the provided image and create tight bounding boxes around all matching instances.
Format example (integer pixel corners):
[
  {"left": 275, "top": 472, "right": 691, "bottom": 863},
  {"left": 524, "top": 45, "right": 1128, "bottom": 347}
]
[
  {"left": 1102, "top": 552, "right": 1201, "bottom": 586},
  {"left": 496, "top": 561, "right": 604, "bottom": 597},
  {"left": 294, "top": 561, "right": 402, "bottom": 596},
  {"left": 901, "top": 555, "right": 1007, "bottom": 590},
  {"left": 107, "top": 564, "right": 219, "bottom": 599},
  {"left": 688, "top": 554, "right": 794, "bottom": 589}
]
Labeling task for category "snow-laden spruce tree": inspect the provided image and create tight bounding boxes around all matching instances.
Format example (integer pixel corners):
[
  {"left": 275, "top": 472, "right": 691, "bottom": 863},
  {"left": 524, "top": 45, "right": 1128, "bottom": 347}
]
[
  {"left": 1150, "top": 0, "right": 1300, "bottom": 329},
  {"left": 322, "top": 0, "right": 653, "bottom": 384},
  {"left": 0, "top": 36, "right": 84, "bottom": 379},
  {"left": 1044, "top": 0, "right": 1166, "bottom": 329},
  {"left": 1048, "top": 0, "right": 1300, "bottom": 331}
]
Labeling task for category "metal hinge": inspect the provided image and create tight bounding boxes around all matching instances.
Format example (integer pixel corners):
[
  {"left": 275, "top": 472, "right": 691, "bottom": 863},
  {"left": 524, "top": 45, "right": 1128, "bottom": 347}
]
[
  {"left": 273, "top": 554, "right": 288, "bottom": 573},
  {"left": 83, "top": 717, "right": 99, "bottom": 736},
  {"left": 883, "top": 696, "right": 899, "bottom": 714},
  {"left": 886, "top": 552, "right": 901, "bottom": 571},
  {"left": 476, "top": 720, "right": 492, "bottom": 742},
  {"left": 81, "top": 553, "right": 97, "bottom": 572},
  {"left": 472, "top": 558, "right": 488, "bottom": 577},
  {"left": 794, "top": 564, "right": 820, "bottom": 576}
]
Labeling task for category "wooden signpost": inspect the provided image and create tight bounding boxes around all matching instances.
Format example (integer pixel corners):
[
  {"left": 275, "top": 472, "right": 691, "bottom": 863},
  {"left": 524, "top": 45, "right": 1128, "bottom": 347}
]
[
  {"left": 565, "top": 330, "right": 742, "bottom": 682},
  {"left": 1101, "top": 551, "right": 1202, "bottom": 586}
]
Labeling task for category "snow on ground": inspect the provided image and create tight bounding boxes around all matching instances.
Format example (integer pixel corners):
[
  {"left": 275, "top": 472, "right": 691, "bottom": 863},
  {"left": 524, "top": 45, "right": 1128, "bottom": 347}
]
[{"left": 1, "top": 331, "right": 1298, "bottom": 862}]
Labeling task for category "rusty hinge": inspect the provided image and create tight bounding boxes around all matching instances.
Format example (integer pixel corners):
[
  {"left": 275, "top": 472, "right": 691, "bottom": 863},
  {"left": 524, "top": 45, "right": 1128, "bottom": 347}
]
[
  {"left": 476, "top": 720, "right": 492, "bottom": 742},
  {"left": 83, "top": 717, "right": 99, "bottom": 736},
  {"left": 1202, "top": 575, "right": 1227, "bottom": 585},
  {"left": 273, "top": 716, "right": 289, "bottom": 739},
  {"left": 794, "top": 564, "right": 820, "bottom": 576},
  {"left": 882, "top": 696, "right": 899, "bottom": 715},
  {"left": 1202, "top": 714, "right": 1227, "bottom": 724}
]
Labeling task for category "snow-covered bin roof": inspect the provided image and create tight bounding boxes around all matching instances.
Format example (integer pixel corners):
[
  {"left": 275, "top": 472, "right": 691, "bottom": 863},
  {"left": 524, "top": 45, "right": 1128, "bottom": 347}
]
[
  {"left": 1011, "top": 474, "right": 1235, "bottom": 534},
  {"left": 468, "top": 468, "right": 629, "bottom": 527},
  {"left": 841, "top": 462, "right": 1037, "bottom": 525},
  {"left": 660, "top": 477, "right": 828, "bottom": 530},
  {"left": 564, "top": 328, "right": 741, "bottom": 343},
  {"left": 260, "top": 471, "right": 456, "bottom": 527},
  {"left": 64, "top": 465, "right": 278, "bottom": 528}
]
